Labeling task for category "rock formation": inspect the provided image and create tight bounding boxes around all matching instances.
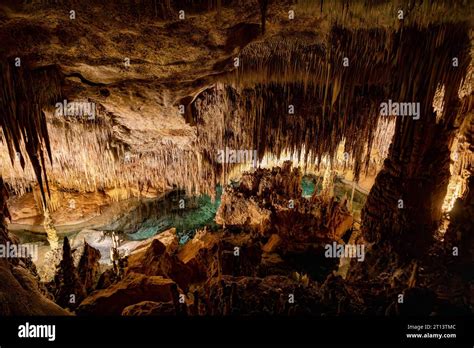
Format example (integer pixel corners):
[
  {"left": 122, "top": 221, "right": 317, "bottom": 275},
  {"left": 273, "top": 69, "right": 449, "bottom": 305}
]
[
  {"left": 52, "top": 237, "right": 87, "bottom": 310},
  {"left": 216, "top": 163, "right": 353, "bottom": 250},
  {"left": 0, "top": 0, "right": 472, "bottom": 319},
  {"left": 0, "top": 181, "right": 68, "bottom": 315},
  {"left": 77, "top": 273, "right": 178, "bottom": 316}
]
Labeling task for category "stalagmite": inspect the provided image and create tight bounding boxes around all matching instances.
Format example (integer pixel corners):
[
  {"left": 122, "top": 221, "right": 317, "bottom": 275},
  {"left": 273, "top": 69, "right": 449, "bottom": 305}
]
[
  {"left": 0, "top": 0, "right": 472, "bottom": 325},
  {"left": 43, "top": 208, "right": 59, "bottom": 250}
]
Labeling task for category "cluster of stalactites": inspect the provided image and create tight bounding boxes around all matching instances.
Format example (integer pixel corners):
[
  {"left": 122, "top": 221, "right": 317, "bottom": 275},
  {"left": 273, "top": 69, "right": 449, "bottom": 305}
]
[
  {"left": 216, "top": 27, "right": 394, "bottom": 181},
  {"left": 192, "top": 80, "right": 392, "bottom": 185},
  {"left": 0, "top": 62, "right": 63, "bottom": 205},
  {"left": 2, "top": 22, "right": 471, "bottom": 204},
  {"left": 1, "top": 120, "right": 219, "bottom": 199},
  {"left": 295, "top": 0, "right": 473, "bottom": 28},
  {"left": 211, "top": 23, "right": 472, "bottom": 184}
]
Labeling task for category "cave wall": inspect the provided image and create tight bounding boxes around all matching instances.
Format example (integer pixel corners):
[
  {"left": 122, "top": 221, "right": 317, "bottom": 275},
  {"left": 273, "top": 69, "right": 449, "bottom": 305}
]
[
  {"left": 361, "top": 24, "right": 471, "bottom": 259},
  {"left": 0, "top": 178, "right": 68, "bottom": 315}
]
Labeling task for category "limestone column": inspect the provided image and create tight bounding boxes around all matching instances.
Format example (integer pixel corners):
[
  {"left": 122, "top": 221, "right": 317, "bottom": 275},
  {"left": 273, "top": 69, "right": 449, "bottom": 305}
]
[{"left": 43, "top": 208, "right": 59, "bottom": 250}]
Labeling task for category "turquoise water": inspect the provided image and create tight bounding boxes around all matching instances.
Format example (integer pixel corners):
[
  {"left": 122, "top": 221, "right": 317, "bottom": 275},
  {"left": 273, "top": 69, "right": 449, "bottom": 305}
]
[
  {"left": 301, "top": 175, "right": 318, "bottom": 196},
  {"left": 125, "top": 187, "right": 222, "bottom": 244},
  {"left": 122, "top": 177, "right": 366, "bottom": 245},
  {"left": 300, "top": 175, "right": 367, "bottom": 217},
  {"left": 10, "top": 177, "right": 366, "bottom": 252}
]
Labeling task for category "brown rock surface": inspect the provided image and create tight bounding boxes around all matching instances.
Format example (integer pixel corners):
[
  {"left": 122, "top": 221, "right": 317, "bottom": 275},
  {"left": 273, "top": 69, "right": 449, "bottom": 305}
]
[
  {"left": 127, "top": 239, "right": 192, "bottom": 291},
  {"left": 197, "top": 275, "right": 321, "bottom": 316},
  {"left": 77, "top": 272, "right": 177, "bottom": 315},
  {"left": 262, "top": 234, "right": 281, "bottom": 253},
  {"left": 215, "top": 192, "right": 271, "bottom": 231},
  {"left": 0, "top": 258, "right": 69, "bottom": 315},
  {"left": 216, "top": 164, "right": 353, "bottom": 251},
  {"left": 76, "top": 241, "right": 102, "bottom": 293},
  {"left": 122, "top": 300, "right": 177, "bottom": 316},
  {"left": 0, "top": 179, "right": 68, "bottom": 315},
  {"left": 178, "top": 229, "right": 220, "bottom": 283},
  {"left": 129, "top": 227, "right": 179, "bottom": 254}
]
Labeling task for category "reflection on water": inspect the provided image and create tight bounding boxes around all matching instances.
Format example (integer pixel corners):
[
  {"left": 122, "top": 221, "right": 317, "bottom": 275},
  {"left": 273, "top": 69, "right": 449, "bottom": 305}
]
[
  {"left": 11, "top": 177, "right": 366, "bottom": 251},
  {"left": 301, "top": 175, "right": 367, "bottom": 218},
  {"left": 121, "top": 186, "right": 222, "bottom": 244}
]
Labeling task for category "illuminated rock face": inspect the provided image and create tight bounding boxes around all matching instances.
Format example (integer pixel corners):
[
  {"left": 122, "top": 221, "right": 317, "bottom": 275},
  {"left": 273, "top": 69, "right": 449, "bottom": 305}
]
[
  {"left": 4, "top": 2, "right": 470, "bottom": 201},
  {"left": 0, "top": 178, "right": 68, "bottom": 315},
  {"left": 361, "top": 25, "right": 470, "bottom": 259},
  {"left": 216, "top": 163, "right": 353, "bottom": 249},
  {"left": 0, "top": 1, "right": 473, "bottom": 316}
]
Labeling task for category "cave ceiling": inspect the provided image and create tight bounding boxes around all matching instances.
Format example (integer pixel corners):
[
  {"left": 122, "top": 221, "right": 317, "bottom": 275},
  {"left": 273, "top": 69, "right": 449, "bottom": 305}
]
[{"left": 0, "top": 0, "right": 472, "bottom": 199}]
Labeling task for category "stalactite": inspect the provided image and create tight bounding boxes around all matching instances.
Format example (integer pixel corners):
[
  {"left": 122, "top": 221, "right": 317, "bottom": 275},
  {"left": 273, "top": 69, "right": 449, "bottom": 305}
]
[
  {"left": 1, "top": 109, "right": 219, "bottom": 199},
  {"left": 203, "top": 27, "right": 394, "bottom": 182},
  {"left": 1, "top": 4, "right": 471, "bottom": 207},
  {"left": 258, "top": 0, "right": 268, "bottom": 35},
  {"left": 0, "top": 62, "right": 63, "bottom": 205},
  {"left": 192, "top": 78, "right": 389, "bottom": 186}
]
